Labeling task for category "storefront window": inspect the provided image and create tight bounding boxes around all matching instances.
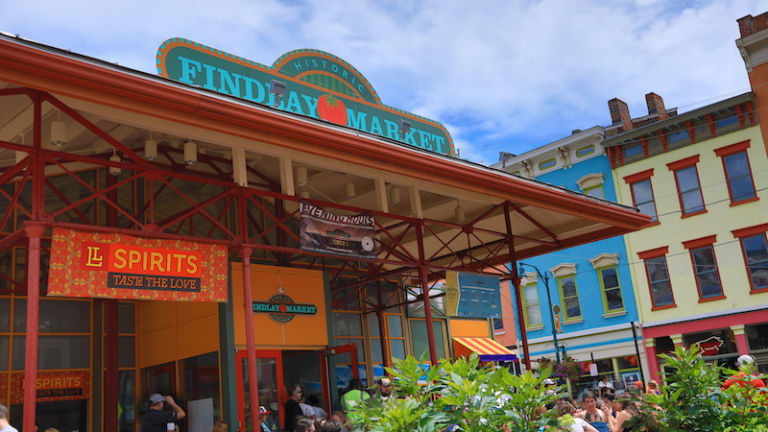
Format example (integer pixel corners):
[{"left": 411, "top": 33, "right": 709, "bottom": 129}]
[
  {"left": 118, "top": 302, "right": 135, "bottom": 333},
  {"left": 409, "top": 319, "right": 447, "bottom": 361},
  {"left": 406, "top": 283, "right": 447, "bottom": 318},
  {"left": 119, "top": 336, "right": 135, "bottom": 368},
  {"left": 182, "top": 352, "right": 221, "bottom": 422},
  {"left": 746, "top": 323, "right": 768, "bottom": 351},
  {"left": 390, "top": 339, "right": 406, "bottom": 360},
  {"left": 616, "top": 355, "right": 639, "bottom": 371},
  {"left": 12, "top": 335, "right": 90, "bottom": 370},
  {"left": 0, "top": 298, "right": 9, "bottom": 331},
  {"left": 655, "top": 336, "right": 674, "bottom": 356},
  {"left": 388, "top": 315, "right": 403, "bottom": 338},
  {"left": 14, "top": 298, "right": 90, "bottom": 333},
  {"left": 332, "top": 312, "right": 363, "bottom": 336},
  {"left": 331, "top": 284, "right": 360, "bottom": 310},
  {"left": 0, "top": 337, "right": 7, "bottom": 369},
  {"left": 119, "top": 370, "right": 136, "bottom": 432},
  {"left": 365, "top": 282, "right": 399, "bottom": 308}
]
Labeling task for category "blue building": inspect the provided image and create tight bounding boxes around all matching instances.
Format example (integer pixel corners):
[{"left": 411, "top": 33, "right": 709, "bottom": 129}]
[{"left": 493, "top": 126, "right": 646, "bottom": 393}]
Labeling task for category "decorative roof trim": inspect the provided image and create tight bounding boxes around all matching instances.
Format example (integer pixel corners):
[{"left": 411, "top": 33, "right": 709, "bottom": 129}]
[
  {"left": 589, "top": 252, "right": 620, "bottom": 269},
  {"left": 549, "top": 263, "right": 577, "bottom": 278}
]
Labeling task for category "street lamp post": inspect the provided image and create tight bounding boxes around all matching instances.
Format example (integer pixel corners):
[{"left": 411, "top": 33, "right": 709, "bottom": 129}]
[{"left": 519, "top": 262, "right": 561, "bottom": 365}]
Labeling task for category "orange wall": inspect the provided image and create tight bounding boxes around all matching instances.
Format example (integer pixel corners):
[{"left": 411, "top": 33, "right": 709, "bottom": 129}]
[
  {"left": 495, "top": 280, "right": 518, "bottom": 347},
  {"left": 231, "top": 262, "right": 327, "bottom": 350},
  {"left": 449, "top": 318, "right": 490, "bottom": 338},
  {"left": 136, "top": 300, "right": 220, "bottom": 368}
]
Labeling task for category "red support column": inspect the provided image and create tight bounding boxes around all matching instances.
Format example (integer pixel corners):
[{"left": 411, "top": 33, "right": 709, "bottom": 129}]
[
  {"left": 732, "top": 325, "right": 749, "bottom": 355},
  {"left": 376, "top": 309, "right": 389, "bottom": 369},
  {"left": 23, "top": 90, "right": 44, "bottom": 432},
  {"left": 240, "top": 246, "right": 261, "bottom": 432},
  {"left": 644, "top": 338, "right": 659, "bottom": 383},
  {"left": 105, "top": 300, "right": 119, "bottom": 431},
  {"left": 104, "top": 163, "right": 119, "bottom": 432},
  {"left": 23, "top": 223, "right": 45, "bottom": 432},
  {"left": 504, "top": 203, "right": 531, "bottom": 371},
  {"left": 375, "top": 280, "right": 390, "bottom": 369},
  {"left": 415, "top": 221, "right": 438, "bottom": 366}
]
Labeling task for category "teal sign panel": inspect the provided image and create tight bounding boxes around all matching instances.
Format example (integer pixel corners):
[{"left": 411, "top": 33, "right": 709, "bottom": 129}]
[{"left": 157, "top": 38, "right": 455, "bottom": 156}]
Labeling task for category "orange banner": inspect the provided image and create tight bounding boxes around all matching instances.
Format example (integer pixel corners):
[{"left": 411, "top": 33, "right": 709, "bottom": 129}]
[
  {"left": 48, "top": 228, "right": 228, "bottom": 302},
  {"left": 10, "top": 371, "right": 90, "bottom": 404}
]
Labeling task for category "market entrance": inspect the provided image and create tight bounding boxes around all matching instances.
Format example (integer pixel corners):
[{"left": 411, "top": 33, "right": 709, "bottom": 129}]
[
  {"left": 234, "top": 349, "right": 327, "bottom": 432},
  {"left": 235, "top": 350, "right": 283, "bottom": 432}
]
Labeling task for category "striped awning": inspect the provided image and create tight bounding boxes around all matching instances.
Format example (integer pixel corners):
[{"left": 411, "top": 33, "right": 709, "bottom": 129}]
[{"left": 453, "top": 337, "right": 518, "bottom": 362}]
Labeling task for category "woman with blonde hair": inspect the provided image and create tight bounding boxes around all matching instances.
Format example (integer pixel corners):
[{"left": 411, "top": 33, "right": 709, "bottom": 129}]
[{"left": 211, "top": 420, "right": 226, "bottom": 432}]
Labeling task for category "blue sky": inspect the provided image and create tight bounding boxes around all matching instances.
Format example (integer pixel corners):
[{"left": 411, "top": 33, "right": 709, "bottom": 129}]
[{"left": 0, "top": 0, "right": 763, "bottom": 164}]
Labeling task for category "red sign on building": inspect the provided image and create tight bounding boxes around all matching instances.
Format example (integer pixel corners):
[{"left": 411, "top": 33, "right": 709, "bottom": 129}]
[
  {"left": 10, "top": 371, "right": 90, "bottom": 404},
  {"left": 48, "top": 228, "right": 228, "bottom": 302}
]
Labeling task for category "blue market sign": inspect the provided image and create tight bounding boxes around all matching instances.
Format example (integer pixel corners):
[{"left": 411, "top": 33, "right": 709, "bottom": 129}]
[
  {"left": 157, "top": 38, "right": 455, "bottom": 156},
  {"left": 253, "top": 293, "right": 317, "bottom": 323}
]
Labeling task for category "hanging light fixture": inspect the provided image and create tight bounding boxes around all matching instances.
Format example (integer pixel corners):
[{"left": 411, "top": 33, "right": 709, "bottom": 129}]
[
  {"left": 455, "top": 201, "right": 465, "bottom": 223},
  {"left": 109, "top": 151, "right": 121, "bottom": 176},
  {"left": 183, "top": 140, "right": 197, "bottom": 165},
  {"left": 50, "top": 113, "right": 67, "bottom": 147},
  {"left": 295, "top": 166, "right": 308, "bottom": 187},
  {"left": 346, "top": 181, "right": 356, "bottom": 199},
  {"left": 145, "top": 135, "right": 158, "bottom": 161},
  {"left": 390, "top": 186, "right": 401, "bottom": 205}
]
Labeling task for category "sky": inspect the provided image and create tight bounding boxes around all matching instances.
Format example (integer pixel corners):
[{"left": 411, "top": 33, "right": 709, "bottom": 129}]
[{"left": 0, "top": 0, "right": 764, "bottom": 165}]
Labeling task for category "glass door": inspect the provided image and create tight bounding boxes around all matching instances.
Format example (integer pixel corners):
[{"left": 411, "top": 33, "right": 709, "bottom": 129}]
[
  {"left": 142, "top": 361, "right": 176, "bottom": 398},
  {"left": 235, "top": 350, "right": 283, "bottom": 432}
]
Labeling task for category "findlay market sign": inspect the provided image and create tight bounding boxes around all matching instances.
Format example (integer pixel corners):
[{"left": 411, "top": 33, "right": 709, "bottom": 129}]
[
  {"left": 157, "top": 38, "right": 454, "bottom": 156},
  {"left": 253, "top": 293, "right": 318, "bottom": 323}
]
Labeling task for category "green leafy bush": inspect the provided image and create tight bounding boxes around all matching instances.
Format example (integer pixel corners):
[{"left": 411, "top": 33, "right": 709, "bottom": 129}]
[
  {"left": 626, "top": 345, "right": 768, "bottom": 432},
  {"left": 349, "top": 347, "right": 767, "bottom": 431},
  {"left": 349, "top": 353, "right": 559, "bottom": 432}
]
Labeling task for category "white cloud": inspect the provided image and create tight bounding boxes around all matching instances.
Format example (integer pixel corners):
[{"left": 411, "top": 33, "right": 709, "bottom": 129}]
[{"left": 0, "top": 0, "right": 763, "bottom": 163}]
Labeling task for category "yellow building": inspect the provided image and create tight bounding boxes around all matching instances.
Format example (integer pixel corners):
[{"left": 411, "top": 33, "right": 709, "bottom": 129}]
[{"left": 608, "top": 93, "right": 768, "bottom": 380}]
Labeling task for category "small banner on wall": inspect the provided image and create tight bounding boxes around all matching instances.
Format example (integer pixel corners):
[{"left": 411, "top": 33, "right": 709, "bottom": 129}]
[
  {"left": 10, "top": 371, "right": 90, "bottom": 404},
  {"left": 445, "top": 271, "right": 502, "bottom": 318},
  {"left": 299, "top": 201, "right": 376, "bottom": 258},
  {"left": 48, "top": 228, "right": 228, "bottom": 302}
]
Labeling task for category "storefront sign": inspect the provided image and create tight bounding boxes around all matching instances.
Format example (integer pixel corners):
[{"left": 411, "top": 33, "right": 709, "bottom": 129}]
[
  {"left": 253, "top": 292, "right": 318, "bottom": 323},
  {"left": 11, "top": 371, "right": 90, "bottom": 404},
  {"left": 156, "top": 38, "right": 454, "bottom": 156},
  {"left": 299, "top": 201, "right": 376, "bottom": 259},
  {"left": 48, "top": 228, "right": 228, "bottom": 302},
  {"left": 445, "top": 271, "right": 502, "bottom": 318},
  {"left": 696, "top": 336, "right": 724, "bottom": 356}
]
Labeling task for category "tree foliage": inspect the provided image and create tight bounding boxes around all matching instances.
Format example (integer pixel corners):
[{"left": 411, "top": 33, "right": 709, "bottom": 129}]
[{"left": 349, "top": 353, "right": 559, "bottom": 432}]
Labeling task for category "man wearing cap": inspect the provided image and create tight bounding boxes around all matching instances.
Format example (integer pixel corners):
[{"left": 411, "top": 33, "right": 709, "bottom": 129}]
[
  {"left": 374, "top": 377, "right": 394, "bottom": 402},
  {"left": 258, "top": 406, "right": 272, "bottom": 432},
  {"left": 140, "top": 394, "right": 186, "bottom": 432}
]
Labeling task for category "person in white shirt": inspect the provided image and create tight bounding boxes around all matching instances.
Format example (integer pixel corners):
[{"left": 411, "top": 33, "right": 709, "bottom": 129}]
[
  {"left": 556, "top": 401, "right": 598, "bottom": 432},
  {"left": 0, "top": 404, "right": 18, "bottom": 432}
]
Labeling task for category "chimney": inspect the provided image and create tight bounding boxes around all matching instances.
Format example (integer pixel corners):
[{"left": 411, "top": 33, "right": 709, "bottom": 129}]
[
  {"left": 645, "top": 92, "right": 667, "bottom": 120},
  {"left": 738, "top": 13, "right": 768, "bottom": 38},
  {"left": 608, "top": 98, "right": 633, "bottom": 132}
]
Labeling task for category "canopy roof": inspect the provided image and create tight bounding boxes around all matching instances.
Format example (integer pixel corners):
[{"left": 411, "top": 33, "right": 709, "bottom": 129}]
[{"left": 0, "top": 33, "right": 650, "bottom": 283}]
